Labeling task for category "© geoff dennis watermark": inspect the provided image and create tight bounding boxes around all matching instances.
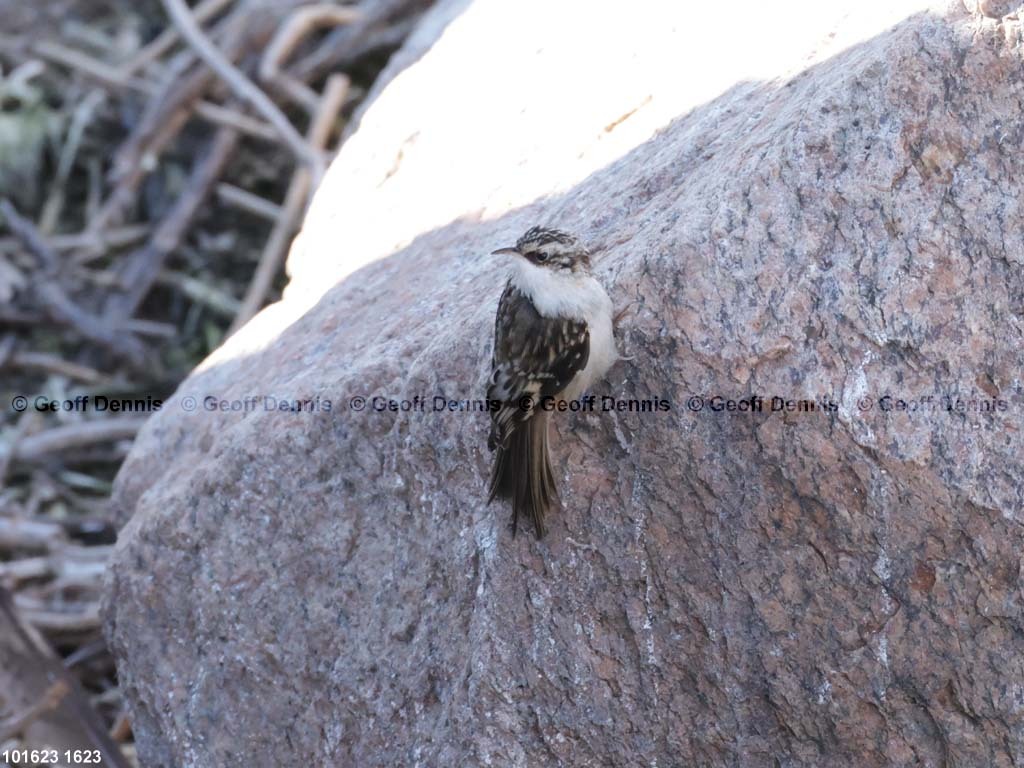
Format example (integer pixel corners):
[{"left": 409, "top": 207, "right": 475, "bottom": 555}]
[
  {"left": 6, "top": 392, "right": 673, "bottom": 415},
  {"left": 7, "top": 391, "right": 1011, "bottom": 417},
  {"left": 349, "top": 394, "right": 672, "bottom": 413},
  {"left": 10, "top": 394, "right": 165, "bottom": 414},
  {"left": 683, "top": 392, "right": 1010, "bottom": 415}
]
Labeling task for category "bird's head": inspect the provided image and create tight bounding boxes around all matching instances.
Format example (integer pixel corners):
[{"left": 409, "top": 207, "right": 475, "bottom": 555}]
[{"left": 492, "top": 226, "right": 591, "bottom": 273}]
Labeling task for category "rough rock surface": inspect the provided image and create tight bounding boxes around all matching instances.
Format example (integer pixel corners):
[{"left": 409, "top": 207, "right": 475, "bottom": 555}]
[{"left": 105, "top": 1, "right": 1024, "bottom": 766}]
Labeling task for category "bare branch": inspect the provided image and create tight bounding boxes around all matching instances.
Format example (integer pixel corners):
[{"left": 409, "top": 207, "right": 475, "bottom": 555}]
[
  {"left": 161, "top": 0, "right": 324, "bottom": 180},
  {"left": 0, "top": 679, "right": 71, "bottom": 742},
  {"left": 119, "top": 0, "right": 236, "bottom": 78},
  {"left": 3, "top": 351, "right": 105, "bottom": 384},
  {"left": 13, "top": 595, "right": 101, "bottom": 634},
  {"left": 0, "top": 200, "right": 146, "bottom": 363},
  {"left": 0, "top": 517, "right": 67, "bottom": 553},
  {"left": 156, "top": 269, "right": 241, "bottom": 318},
  {"left": 26, "top": 39, "right": 280, "bottom": 143},
  {"left": 10, "top": 418, "right": 148, "bottom": 464},
  {"left": 0, "top": 224, "right": 149, "bottom": 257},
  {"left": 102, "top": 126, "right": 239, "bottom": 322},
  {"left": 259, "top": 4, "right": 359, "bottom": 113},
  {"left": 291, "top": 0, "right": 429, "bottom": 82},
  {"left": 215, "top": 183, "right": 283, "bottom": 222},
  {"left": 229, "top": 74, "right": 349, "bottom": 334}
]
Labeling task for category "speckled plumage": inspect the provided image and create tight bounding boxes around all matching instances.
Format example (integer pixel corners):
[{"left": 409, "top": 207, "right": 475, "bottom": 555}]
[{"left": 487, "top": 227, "right": 616, "bottom": 538}]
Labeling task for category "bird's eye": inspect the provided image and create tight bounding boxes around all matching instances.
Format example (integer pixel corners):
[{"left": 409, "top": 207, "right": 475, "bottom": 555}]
[{"left": 534, "top": 252, "right": 549, "bottom": 263}]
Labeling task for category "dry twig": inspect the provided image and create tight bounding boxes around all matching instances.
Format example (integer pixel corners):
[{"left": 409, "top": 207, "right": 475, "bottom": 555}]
[
  {"left": 229, "top": 73, "right": 349, "bottom": 334},
  {"left": 0, "top": 517, "right": 67, "bottom": 552},
  {"left": 103, "top": 126, "right": 240, "bottom": 322},
  {"left": 0, "top": 225, "right": 149, "bottom": 257},
  {"left": 10, "top": 418, "right": 147, "bottom": 464},
  {"left": 215, "top": 182, "right": 282, "bottom": 221},
  {"left": 291, "top": 0, "right": 431, "bottom": 83},
  {"left": 119, "top": 0, "right": 236, "bottom": 79},
  {"left": 24, "top": 39, "right": 280, "bottom": 143},
  {"left": 0, "top": 200, "right": 146, "bottom": 363},
  {"left": 0, "top": 545, "right": 111, "bottom": 588},
  {"left": 157, "top": 269, "right": 241, "bottom": 318},
  {"left": 94, "top": 9, "right": 259, "bottom": 231},
  {"left": 1, "top": 350, "right": 105, "bottom": 384},
  {"left": 259, "top": 4, "right": 360, "bottom": 113},
  {"left": 161, "top": 0, "right": 324, "bottom": 182},
  {"left": 0, "top": 679, "right": 70, "bottom": 742},
  {"left": 13, "top": 596, "right": 101, "bottom": 634}
]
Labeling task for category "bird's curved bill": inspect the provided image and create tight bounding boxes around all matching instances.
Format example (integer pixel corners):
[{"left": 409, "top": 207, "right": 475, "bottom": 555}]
[{"left": 491, "top": 247, "right": 520, "bottom": 256}]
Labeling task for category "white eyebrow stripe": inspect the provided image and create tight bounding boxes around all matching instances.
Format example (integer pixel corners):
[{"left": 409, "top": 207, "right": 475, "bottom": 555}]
[{"left": 525, "top": 240, "right": 576, "bottom": 256}]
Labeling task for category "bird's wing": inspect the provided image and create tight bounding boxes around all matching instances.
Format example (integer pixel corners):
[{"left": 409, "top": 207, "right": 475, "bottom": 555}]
[{"left": 487, "top": 281, "right": 590, "bottom": 450}]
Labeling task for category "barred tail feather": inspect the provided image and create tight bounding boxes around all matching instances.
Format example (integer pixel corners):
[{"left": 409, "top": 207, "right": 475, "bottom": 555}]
[{"left": 487, "top": 413, "right": 559, "bottom": 538}]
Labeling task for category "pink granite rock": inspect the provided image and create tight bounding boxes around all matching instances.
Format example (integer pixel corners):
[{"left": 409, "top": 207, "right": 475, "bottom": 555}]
[{"left": 105, "top": 1, "right": 1024, "bottom": 765}]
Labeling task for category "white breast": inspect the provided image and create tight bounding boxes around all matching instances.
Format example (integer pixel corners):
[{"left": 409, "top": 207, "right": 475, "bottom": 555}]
[{"left": 510, "top": 258, "right": 618, "bottom": 399}]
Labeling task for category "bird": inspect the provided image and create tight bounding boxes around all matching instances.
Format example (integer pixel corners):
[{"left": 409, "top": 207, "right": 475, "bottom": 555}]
[{"left": 486, "top": 226, "right": 618, "bottom": 538}]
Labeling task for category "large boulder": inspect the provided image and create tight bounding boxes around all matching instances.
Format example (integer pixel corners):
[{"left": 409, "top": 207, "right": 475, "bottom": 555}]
[{"left": 104, "top": 0, "right": 1024, "bottom": 765}]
